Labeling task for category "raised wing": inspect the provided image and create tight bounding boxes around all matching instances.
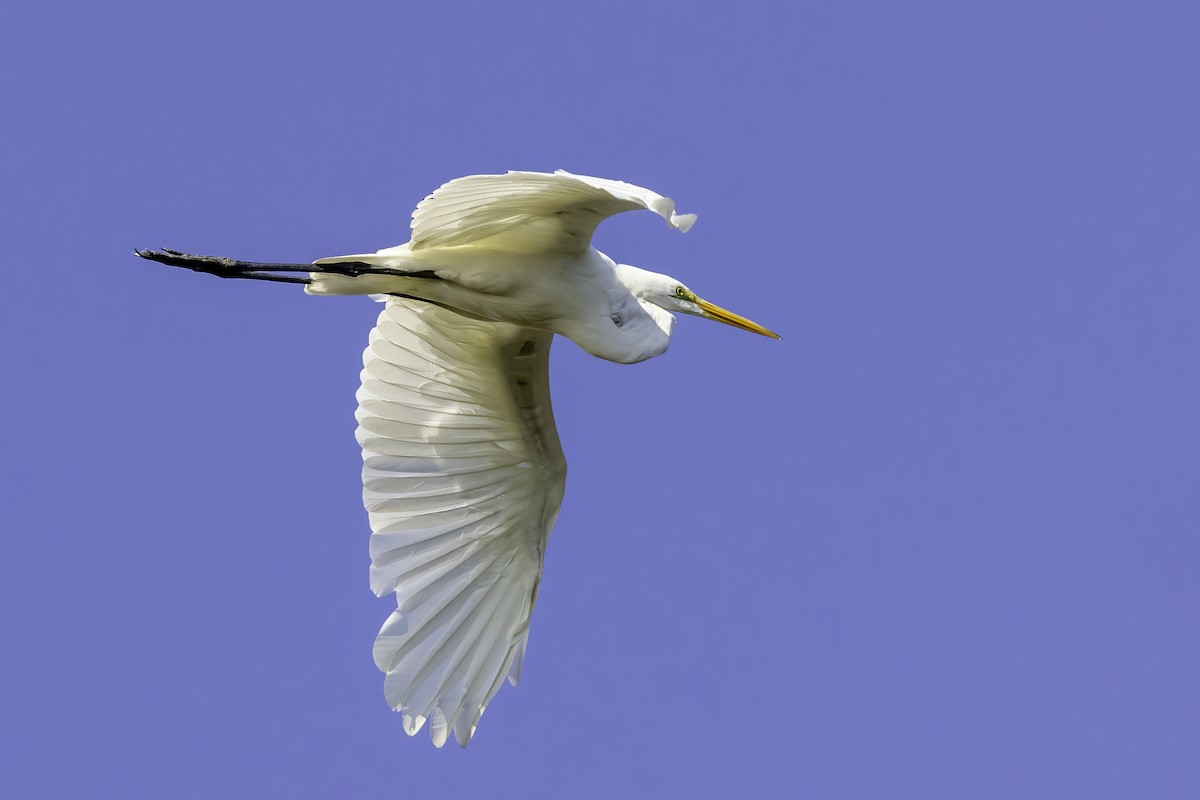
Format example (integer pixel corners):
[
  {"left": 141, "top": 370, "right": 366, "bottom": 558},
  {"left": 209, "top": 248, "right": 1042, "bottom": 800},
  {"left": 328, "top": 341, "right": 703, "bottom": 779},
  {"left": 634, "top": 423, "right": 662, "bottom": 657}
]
[
  {"left": 408, "top": 169, "right": 696, "bottom": 254},
  {"left": 357, "top": 300, "right": 567, "bottom": 747}
]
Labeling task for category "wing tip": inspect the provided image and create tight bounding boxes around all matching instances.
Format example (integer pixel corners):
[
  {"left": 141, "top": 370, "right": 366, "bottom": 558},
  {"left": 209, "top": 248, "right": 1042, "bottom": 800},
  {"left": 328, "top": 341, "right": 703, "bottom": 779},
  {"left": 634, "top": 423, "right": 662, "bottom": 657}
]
[
  {"left": 671, "top": 212, "right": 698, "bottom": 233},
  {"left": 649, "top": 196, "right": 697, "bottom": 233}
]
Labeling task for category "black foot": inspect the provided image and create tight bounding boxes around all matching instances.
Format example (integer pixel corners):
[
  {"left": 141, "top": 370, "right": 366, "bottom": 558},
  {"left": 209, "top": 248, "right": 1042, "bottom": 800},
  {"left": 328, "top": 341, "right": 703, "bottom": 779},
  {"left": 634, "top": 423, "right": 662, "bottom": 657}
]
[{"left": 134, "top": 248, "right": 314, "bottom": 284}]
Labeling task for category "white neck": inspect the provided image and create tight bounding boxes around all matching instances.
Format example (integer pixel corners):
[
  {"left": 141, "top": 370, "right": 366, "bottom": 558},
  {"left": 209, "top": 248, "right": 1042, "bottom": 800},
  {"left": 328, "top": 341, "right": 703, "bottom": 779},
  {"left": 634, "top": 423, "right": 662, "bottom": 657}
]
[{"left": 558, "top": 261, "right": 676, "bottom": 364}]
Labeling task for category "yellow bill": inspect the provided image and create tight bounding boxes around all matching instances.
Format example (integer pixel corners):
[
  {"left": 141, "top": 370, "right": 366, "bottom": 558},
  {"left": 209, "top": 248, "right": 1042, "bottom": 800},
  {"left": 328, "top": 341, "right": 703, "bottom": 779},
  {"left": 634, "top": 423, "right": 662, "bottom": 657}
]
[{"left": 694, "top": 296, "right": 782, "bottom": 339}]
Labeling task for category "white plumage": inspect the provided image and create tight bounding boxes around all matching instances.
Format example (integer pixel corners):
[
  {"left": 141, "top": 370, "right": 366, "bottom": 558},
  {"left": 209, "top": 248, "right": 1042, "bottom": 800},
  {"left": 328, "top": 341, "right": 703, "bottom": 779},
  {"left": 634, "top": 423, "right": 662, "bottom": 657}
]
[
  {"left": 360, "top": 302, "right": 563, "bottom": 748},
  {"left": 408, "top": 170, "right": 696, "bottom": 252},
  {"left": 136, "top": 169, "right": 777, "bottom": 747}
]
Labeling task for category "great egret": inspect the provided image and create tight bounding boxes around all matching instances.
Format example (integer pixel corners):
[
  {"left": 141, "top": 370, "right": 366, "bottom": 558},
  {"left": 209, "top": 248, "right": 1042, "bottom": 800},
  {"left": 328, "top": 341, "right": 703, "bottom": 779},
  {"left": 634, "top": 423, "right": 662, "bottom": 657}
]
[{"left": 136, "top": 170, "right": 778, "bottom": 747}]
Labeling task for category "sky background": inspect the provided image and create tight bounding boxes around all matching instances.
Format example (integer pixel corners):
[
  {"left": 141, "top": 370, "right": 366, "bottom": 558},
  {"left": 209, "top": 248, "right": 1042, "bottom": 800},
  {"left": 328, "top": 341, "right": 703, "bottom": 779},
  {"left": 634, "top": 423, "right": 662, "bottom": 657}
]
[{"left": 2, "top": 1, "right": 1199, "bottom": 797}]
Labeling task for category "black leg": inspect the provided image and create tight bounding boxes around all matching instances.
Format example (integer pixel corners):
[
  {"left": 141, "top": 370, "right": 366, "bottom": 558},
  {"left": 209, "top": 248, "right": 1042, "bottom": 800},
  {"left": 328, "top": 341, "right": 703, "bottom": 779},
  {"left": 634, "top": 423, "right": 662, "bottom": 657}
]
[{"left": 134, "top": 248, "right": 442, "bottom": 283}]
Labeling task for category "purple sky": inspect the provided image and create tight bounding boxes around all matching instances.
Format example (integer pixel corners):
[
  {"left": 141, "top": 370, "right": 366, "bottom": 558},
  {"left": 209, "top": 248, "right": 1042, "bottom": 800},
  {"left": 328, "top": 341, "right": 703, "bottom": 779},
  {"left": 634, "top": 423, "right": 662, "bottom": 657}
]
[{"left": 3, "top": 1, "right": 1199, "bottom": 796}]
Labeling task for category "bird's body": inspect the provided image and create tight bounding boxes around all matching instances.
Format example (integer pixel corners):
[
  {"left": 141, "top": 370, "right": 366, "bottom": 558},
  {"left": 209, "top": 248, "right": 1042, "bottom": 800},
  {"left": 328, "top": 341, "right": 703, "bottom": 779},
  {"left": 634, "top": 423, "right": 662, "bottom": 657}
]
[
  {"left": 309, "top": 245, "right": 676, "bottom": 363},
  {"left": 137, "top": 170, "right": 777, "bottom": 747}
]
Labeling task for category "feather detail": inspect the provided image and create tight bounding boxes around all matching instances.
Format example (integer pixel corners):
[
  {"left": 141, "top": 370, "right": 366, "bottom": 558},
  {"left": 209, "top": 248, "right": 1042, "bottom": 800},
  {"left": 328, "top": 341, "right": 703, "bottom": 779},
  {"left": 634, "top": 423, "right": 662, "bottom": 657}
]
[
  {"left": 409, "top": 169, "right": 695, "bottom": 253},
  {"left": 358, "top": 300, "right": 567, "bottom": 746}
]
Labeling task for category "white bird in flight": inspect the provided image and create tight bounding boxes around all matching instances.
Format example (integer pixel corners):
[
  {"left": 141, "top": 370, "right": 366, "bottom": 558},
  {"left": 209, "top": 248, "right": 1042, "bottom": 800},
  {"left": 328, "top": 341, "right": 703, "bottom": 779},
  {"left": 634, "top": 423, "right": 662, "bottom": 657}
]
[{"left": 137, "top": 169, "right": 778, "bottom": 747}]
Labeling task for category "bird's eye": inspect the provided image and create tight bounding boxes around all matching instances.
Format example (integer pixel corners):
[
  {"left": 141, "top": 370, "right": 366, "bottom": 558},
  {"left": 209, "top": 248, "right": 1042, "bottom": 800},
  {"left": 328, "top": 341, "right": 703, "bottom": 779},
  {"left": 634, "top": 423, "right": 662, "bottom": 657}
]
[{"left": 675, "top": 286, "right": 687, "bottom": 298}]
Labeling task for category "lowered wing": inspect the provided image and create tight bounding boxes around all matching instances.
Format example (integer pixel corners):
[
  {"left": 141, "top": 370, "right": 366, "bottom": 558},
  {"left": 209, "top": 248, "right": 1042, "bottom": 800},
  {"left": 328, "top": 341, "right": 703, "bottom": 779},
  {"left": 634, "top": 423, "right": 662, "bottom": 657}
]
[{"left": 357, "top": 300, "right": 567, "bottom": 747}]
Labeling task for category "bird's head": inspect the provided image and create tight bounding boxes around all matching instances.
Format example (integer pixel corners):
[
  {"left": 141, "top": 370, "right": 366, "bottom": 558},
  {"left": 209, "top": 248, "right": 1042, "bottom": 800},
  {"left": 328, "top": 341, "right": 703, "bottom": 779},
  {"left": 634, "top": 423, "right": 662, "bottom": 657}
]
[{"left": 627, "top": 267, "right": 781, "bottom": 340}]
